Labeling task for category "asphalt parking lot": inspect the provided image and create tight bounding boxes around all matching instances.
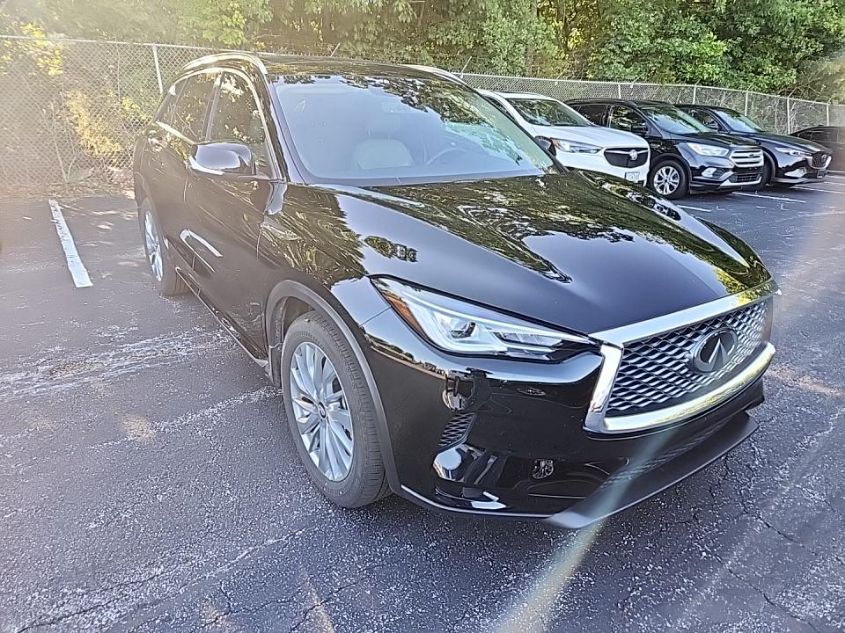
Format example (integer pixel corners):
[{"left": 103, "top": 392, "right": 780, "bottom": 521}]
[{"left": 1, "top": 178, "right": 844, "bottom": 633}]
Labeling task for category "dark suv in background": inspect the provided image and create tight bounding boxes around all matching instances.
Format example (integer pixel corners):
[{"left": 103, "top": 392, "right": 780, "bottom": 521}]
[
  {"left": 678, "top": 104, "right": 832, "bottom": 187},
  {"left": 568, "top": 99, "right": 764, "bottom": 199}
]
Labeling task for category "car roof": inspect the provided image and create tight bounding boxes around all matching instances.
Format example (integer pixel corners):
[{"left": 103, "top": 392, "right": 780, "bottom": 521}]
[
  {"left": 481, "top": 90, "right": 561, "bottom": 101},
  {"left": 676, "top": 103, "right": 740, "bottom": 114},
  {"left": 567, "top": 98, "right": 670, "bottom": 107},
  {"left": 181, "top": 52, "right": 460, "bottom": 84}
]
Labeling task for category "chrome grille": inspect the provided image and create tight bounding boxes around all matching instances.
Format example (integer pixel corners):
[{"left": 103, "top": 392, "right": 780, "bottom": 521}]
[
  {"left": 604, "top": 148, "right": 649, "bottom": 168},
  {"left": 606, "top": 300, "right": 770, "bottom": 416},
  {"left": 730, "top": 147, "right": 764, "bottom": 167}
]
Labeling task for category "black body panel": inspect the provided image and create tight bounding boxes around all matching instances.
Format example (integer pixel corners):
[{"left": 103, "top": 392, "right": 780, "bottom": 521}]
[{"left": 134, "top": 55, "right": 777, "bottom": 526}]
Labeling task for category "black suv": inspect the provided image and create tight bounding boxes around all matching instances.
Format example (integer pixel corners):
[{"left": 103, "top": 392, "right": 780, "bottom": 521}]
[
  {"left": 568, "top": 99, "right": 764, "bottom": 199},
  {"left": 134, "top": 54, "right": 777, "bottom": 527},
  {"left": 678, "top": 104, "right": 832, "bottom": 187}
]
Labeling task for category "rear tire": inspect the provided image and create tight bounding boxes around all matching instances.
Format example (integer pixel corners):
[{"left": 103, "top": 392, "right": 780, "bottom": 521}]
[
  {"left": 281, "top": 311, "right": 390, "bottom": 508},
  {"left": 138, "top": 197, "right": 187, "bottom": 297},
  {"left": 649, "top": 160, "right": 688, "bottom": 199}
]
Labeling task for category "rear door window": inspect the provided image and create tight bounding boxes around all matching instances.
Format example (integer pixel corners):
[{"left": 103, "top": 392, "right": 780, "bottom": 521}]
[
  {"left": 609, "top": 105, "right": 648, "bottom": 133},
  {"left": 171, "top": 72, "right": 217, "bottom": 142},
  {"left": 571, "top": 103, "right": 608, "bottom": 125}
]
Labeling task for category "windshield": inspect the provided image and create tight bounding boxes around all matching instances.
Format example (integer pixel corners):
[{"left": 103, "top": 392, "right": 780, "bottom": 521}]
[
  {"left": 716, "top": 109, "right": 764, "bottom": 133},
  {"left": 506, "top": 97, "right": 592, "bottom": 127},
  {"left": 639, "top": 104, "right": 710, "bottom": 134},
  {"left": 273, "top": 73, "right": 557, "bottom": 185}
]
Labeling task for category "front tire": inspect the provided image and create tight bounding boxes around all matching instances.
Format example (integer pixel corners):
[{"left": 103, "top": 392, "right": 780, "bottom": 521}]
[
  {"left": 755, "top": 158, "right": 774, "bottom": 191},
  {"left": 138, "top": 198, "right": 187, "bottom": 296},
  {"left": 281, "top": 311, "right": 389, "bottom": 508},
  {"left": 649, "top": 160, "right": 688, "bottom": 199}
]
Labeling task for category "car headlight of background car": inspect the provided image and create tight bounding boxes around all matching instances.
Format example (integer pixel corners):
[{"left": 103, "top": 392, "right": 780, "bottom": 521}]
[
  {"left": 551, "top": 139, "right": 602, "bottom": 154},
  {"left": 685, "top": 142, "right": 730, "bottom": 157},
  {"left": 775, "top": 147, "right": 812, "bottom": 157},
  {"left": 373, "top": 278, "right": 589, "bottom": 358}
]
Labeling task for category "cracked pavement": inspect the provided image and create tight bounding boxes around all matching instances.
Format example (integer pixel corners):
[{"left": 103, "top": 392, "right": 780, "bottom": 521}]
[{"left": 1, "top": 180, "right": 843, "bottom": 632}]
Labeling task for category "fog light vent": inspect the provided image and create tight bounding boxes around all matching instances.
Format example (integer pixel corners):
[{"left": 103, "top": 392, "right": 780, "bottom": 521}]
[{"left": 438, "top": 412, "right": 476, "bottom": 448}]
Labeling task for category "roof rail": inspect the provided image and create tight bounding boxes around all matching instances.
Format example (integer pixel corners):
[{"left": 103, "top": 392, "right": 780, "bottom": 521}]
[
  {"left": 405, "top": 64, "right": 466, "bottom": 85},
  {"left": 183, "top": 52, "right": 268, "bottom": 75}
]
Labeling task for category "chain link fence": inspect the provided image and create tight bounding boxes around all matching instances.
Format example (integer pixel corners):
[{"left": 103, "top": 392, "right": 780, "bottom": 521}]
[{"left": 1, "top": 35, "right": 842, "bottom": 192}]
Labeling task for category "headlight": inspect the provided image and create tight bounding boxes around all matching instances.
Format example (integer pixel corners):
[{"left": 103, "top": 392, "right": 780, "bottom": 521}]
[
  {"left": 373, "top": 278, "right": 589, "bottom": 357},
  {"left": 552, "top": 139, "right": 601, "bottom": 154},
  {"left": 775, "top": 147, "right": 811, "bottom": 157},
  {"left": 685, "top": 143, "right": 729, "bottom": 157}
]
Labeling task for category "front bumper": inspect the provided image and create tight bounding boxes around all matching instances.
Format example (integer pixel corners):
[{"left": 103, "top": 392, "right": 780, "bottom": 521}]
[
  {"left": 357, "top": 282, "right": 775, "bottom": 526},
  {"left": 772, "top": 152, "right": 831, "bottom": 184},
  {"left": 557, "top": 152, "right": 648, "bottom": 185},
  {"left": 681, "top": 148, "right": 763, "bottom": 191}
]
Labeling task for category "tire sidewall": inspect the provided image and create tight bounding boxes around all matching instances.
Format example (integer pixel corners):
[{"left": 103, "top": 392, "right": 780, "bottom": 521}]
[
  {"left": 649, "top": 160, "right": 687, "bottom": 199},
  {"left": 139, "top": 198, "right": 183, "bottom": 296},
  {"left": 280, "top": 312, "right": 378, "bottom": 507}
]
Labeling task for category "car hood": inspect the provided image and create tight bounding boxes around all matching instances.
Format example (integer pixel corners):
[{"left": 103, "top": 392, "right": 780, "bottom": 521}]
[
  {"left": 677, "top": 131, "right": 759, "bottom": 148},
  {"left": 527, "top": 124, "right": 648, "bottom": 149},
  {"left": 297, "top": 172, "right": 772, "bottom": 335},
  {"left": 732, "top": 130, "right": 829, "bottom": 153}
]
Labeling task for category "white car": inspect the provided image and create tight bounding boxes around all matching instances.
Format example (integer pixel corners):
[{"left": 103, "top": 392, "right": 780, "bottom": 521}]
[{"left": 479, "top": 90, "right": 650, "bottom": 184}]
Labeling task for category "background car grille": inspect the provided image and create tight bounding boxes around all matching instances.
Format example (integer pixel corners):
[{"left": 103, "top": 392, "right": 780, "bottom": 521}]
[
  {"left": 606, "top": 300, "right": 771, "bottom": 417},
  {"left": 811, "top": 152, "right": 830, "bottom": 169},
  {"left": 730, "top": 147, "right": 764, "bottom": 167},
  {"left": 731, "top": 172, "right": 760, "bottom": 183},
  {"left": 604, "top": 148, "right": 649, "bottom": 168}
]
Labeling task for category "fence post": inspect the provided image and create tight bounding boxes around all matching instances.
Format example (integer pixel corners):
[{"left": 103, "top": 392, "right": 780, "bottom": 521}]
[
  {"left": 692, "top": 84, "right": 698, "bottom": 104},
  {"left": 786, "top": 96, "right": 792, "bottom": 133},
  {"left": 617, "top": 83, "right": 622, "bottom": 98},
  {"left": 827, "top": 101, "right": 831, "bottom": 126},
  {"left": 744, "top": 90, "right": 749, "bottom": 115},
  {"left": 151, "top": 44, "right": 164, "bottom": 94}
]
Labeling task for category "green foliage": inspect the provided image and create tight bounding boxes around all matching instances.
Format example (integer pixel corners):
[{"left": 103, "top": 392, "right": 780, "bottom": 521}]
[{"left": 3, "top": 0, "right": 844, "bottom": 100}]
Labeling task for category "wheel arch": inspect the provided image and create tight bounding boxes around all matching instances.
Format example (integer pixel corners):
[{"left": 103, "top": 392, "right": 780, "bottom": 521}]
[{"left": 264, "top": 280, "right": 401, "bottom": 492}]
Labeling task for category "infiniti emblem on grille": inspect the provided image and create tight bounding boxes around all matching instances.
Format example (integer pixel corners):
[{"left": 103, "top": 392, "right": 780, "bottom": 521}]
[{"left": 690, "top": 328, "right": 738, "bottom": 374}]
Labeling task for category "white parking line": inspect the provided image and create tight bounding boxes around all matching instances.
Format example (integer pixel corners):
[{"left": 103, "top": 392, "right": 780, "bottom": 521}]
[
  {"left": 734, "top": 192, "right": 805, "bottom": 204},
  {"left": 679, "top": 204, "right": 713, "bottom": 213},
  {"left": 794, "top": 185, "right": 845, "bottom": 194},
  {"left": 48, "top": 199, "right": 93, "bottom": 288}
]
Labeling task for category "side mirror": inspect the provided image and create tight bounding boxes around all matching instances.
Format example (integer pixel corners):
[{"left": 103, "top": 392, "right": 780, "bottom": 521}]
[
  {"left": 189, "top": 142, "right": 255, "bottom": 177},
  {"left": 535, "top": 136, "right": 556, "bottom": 156},
  {"left": 630, "top": 123, "right": 649, "bottom": 137},
  {"left": 705, "top": 120, "right": 720, "bottom": 131}
]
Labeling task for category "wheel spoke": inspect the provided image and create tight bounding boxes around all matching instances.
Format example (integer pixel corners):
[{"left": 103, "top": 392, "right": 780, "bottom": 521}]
[
  {"left": 328, "top": 418, "right": 353, "bottom": 456},
  {"left": 288, "top": 341, "right": 354, "bottom": 482}
]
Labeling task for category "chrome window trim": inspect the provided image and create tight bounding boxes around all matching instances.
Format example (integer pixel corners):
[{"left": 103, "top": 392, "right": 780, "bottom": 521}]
[
  {"left": 583, "top": 279, "right": 778, "bottom": 434},
  {"left": 591, "top": 278, "right": 778, "bottom": 347}
]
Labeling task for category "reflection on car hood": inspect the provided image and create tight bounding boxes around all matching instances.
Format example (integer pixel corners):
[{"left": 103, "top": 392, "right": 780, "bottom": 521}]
[
  {"left": 307, "top": 172, "right": 772, "bottom": 334},
  {"left": 679, "top": 132, "right": 760, "bottom": 148},
  {"left": 526, "top": 124, "right": 649, "bottom": 149},
  {"left": 734, "top": 131, "right": 829, "bottom": 152}
]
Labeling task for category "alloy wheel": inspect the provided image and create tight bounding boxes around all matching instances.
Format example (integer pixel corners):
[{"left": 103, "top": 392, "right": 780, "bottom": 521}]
[
  {"left": 653, "top": 165, "right": 681, "bottom": 196},
  {"left": 289, "top": 341, "right": 354, "bottom": 482},
  {"left": 143, "top": 212, "right": 163, "bottom": 281}
]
